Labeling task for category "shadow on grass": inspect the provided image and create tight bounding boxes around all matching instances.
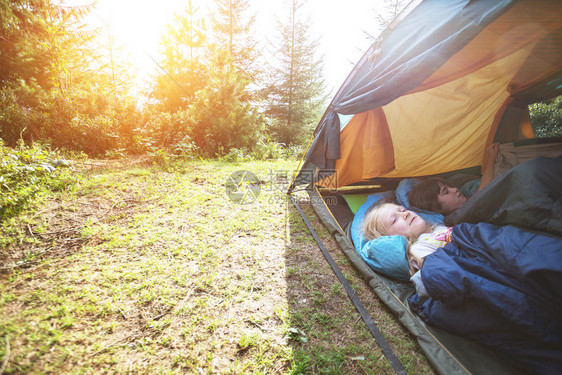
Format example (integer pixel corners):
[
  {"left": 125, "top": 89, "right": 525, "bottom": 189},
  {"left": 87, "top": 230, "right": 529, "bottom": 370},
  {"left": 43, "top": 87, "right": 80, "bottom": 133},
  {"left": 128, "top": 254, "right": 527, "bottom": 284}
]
[{"left": 282, "top": 194, "right": 422, "bottom": 374}]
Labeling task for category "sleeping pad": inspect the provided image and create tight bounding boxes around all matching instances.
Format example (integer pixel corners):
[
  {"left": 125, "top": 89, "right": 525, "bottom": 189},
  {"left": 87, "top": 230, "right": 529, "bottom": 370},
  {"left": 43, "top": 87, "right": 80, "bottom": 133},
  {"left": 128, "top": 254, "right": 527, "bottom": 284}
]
[{"left": 409, "top": 222, "right": 562, "bottom": 374}]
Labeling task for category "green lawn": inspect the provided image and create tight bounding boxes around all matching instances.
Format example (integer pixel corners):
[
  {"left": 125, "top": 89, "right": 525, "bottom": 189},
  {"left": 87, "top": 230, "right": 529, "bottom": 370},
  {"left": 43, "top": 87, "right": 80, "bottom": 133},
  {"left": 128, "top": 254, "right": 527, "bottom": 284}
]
[{"left": 0, "top": 158, "right": 434, "bottom": 374}]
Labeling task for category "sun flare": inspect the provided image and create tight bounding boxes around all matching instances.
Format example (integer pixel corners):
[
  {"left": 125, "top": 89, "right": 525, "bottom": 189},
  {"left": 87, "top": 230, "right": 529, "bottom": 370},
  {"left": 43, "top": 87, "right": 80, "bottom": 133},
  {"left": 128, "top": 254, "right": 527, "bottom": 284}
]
[
  {"left": 66, "top": 0, "right": 382, "bottom": 93},
  {"left": 85, "top": 0, "right": 194, "bottom": 84}
]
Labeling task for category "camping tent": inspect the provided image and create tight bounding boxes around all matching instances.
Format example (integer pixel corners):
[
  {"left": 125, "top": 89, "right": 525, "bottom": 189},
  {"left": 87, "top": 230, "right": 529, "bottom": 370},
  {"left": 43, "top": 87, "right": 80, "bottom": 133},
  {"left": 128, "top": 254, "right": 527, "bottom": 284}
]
[
  {"left": 290, "top": 0, "right": 562, "bottom": 374},
  {"left": 294, "top": 0, "right": 561, "bottom": 190}
]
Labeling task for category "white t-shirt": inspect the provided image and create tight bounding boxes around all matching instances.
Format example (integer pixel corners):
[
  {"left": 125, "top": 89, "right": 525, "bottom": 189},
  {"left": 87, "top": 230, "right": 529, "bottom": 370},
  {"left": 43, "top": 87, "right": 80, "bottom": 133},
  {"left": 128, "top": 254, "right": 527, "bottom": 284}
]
[
  {"left": 410, "top": 225, "right": 453, "bottom": 262},
  {"left": 409, "top": 225, "right": 453, "bottom": 297}
]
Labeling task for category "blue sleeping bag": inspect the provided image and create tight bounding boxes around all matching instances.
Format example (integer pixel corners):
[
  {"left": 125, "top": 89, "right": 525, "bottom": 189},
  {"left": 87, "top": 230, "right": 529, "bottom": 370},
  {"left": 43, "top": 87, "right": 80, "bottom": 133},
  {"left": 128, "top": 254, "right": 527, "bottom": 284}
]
[{"left": 410, "top": 222, "right": 562, "bottom": 373}]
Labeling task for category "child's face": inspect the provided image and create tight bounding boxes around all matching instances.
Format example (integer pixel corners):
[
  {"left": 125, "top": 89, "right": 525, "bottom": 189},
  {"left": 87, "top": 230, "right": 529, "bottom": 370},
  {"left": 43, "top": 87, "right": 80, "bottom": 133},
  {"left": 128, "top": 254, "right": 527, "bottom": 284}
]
[
  {"left": 379, "top": 204, "right": 429, "bottom": 239},
  {"left": 437, "top": 184, "right": 467, "bottom": 213}
]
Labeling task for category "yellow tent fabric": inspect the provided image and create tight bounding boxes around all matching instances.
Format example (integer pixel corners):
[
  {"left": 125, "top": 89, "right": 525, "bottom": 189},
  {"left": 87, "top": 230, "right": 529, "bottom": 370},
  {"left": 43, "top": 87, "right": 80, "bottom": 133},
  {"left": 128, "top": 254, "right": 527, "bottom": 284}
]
[{"left": 318, "top": 0, "right": 562, "bottom": 188}]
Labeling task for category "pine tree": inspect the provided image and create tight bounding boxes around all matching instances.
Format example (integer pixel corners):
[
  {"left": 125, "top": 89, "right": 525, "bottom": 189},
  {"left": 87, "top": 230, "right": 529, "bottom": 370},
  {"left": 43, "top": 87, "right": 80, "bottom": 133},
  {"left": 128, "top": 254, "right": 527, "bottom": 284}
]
[
  {"left": 210, "top": 0, "right": 259, "bottom": 78},
  {"left": 146, "top": 0, "right": 264, "bottom": 155},
  {"left": 0, "top": 0, "right": 142, "bottom": 155},
  {"left": 264, "top": 0, "right": 327, "bottom": 146},
  {"left": 187, "top": 49, "right": 264, "bottom": 156},
  {"left": 149, "top": 0, "right": 208, "bottom": 113},
  {"left": 0, "top": 0, "right": 98, "bottom": 146},
  {"left": 169, "top": 0, "right": 264, "bottom": 156}
]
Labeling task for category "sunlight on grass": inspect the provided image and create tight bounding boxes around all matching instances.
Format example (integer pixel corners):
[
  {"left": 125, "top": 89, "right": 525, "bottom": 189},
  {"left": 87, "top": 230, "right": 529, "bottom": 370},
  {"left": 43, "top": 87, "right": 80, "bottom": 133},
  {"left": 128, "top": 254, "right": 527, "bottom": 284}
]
[{"left": 0, "top": 159, "right": 434, "bottom": 374}]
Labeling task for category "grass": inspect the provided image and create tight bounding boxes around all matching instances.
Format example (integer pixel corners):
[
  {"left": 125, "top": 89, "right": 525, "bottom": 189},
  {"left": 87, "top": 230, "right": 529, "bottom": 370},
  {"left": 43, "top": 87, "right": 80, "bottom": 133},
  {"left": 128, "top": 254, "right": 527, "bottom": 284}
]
[{"left": 0, "top": 157, "right": 435, "bottom": 374}]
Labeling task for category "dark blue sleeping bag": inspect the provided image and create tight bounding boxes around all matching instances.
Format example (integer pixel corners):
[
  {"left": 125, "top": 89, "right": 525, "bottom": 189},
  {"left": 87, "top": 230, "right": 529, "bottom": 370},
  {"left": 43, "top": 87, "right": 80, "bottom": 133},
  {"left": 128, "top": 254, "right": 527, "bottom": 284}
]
[
  {"left": 409, "top": 222, "right": 562, "bottom": 374},
  {"left": 444, "top": 156, "right": 562, "bottom": 237}
]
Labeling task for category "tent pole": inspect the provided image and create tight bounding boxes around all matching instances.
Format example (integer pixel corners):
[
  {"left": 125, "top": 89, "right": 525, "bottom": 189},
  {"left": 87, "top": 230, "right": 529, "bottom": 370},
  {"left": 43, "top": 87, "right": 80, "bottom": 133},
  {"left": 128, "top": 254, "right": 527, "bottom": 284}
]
[{"left": 288, "top": 193, "right": 407, "bottom": 375}]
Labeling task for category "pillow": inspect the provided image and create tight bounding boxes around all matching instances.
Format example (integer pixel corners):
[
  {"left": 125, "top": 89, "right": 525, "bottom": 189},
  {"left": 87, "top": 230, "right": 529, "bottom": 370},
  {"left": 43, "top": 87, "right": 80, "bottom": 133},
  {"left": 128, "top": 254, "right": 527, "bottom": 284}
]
[
  {"left": 342, "top": 193, "right": 370, "bottom": 214},
  {"left": 350, "top": 179, "right": 444, "bottom": 281},
  {"left": 395, "top": 178, "right": 444, "bottom": 225},
  {"left": 350, "top": 191, "right": 411, "bottom": 281}
]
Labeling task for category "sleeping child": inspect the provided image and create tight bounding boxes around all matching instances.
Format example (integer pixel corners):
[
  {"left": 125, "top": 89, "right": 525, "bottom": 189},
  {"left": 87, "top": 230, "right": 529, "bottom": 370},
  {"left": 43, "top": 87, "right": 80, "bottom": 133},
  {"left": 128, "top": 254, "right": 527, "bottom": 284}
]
[
  {"left": 362, "top": 199, "right": 451, "bottom": 277},
  {"left": 361, "top": 200, "right": 562, "bottom": 373},
  {"left": 407, "top": 155, "right": 562, "bottom": 237},
  {"left": 407, "top": 143, "right": 499, "bottom": 214}
]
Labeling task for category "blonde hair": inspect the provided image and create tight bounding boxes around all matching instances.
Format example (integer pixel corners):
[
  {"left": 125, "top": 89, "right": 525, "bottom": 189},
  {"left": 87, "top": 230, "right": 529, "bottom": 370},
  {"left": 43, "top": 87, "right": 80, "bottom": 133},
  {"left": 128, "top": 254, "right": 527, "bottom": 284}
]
[
  {"left": 361, "top": 202, "right": 394, "bottom": 241},
  {"left": 361, "top": 200, "right": 434, "bottom": 276}
]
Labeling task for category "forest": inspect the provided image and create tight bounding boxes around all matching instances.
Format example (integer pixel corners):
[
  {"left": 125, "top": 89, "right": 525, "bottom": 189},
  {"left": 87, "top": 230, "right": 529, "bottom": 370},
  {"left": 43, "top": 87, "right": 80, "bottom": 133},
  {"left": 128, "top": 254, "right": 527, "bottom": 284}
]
[
  {"left": 0, "top": 0, "right": 330, "bottom": 157},
  {"left": 1, "top": 0, "right": 561, "bottom": 221},
  {"left": 0, "top": 0, "right": 338, "bottom": 222}
]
